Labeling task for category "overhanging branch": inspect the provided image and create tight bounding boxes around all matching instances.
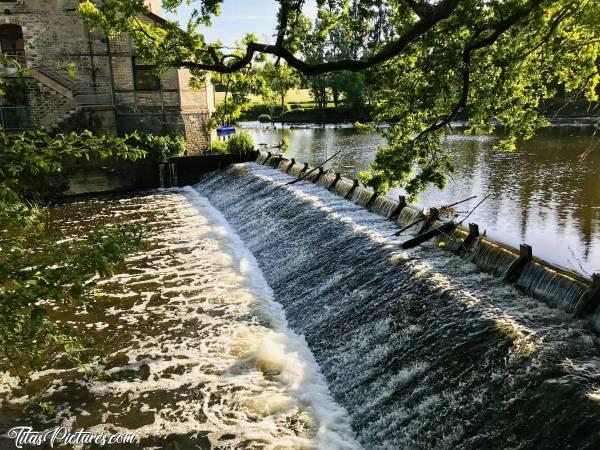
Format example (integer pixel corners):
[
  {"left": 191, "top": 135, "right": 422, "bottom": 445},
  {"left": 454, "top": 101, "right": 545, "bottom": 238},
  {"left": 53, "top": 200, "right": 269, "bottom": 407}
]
[{"left": 174, "top": 0, "right": 461, "bottom": 75}]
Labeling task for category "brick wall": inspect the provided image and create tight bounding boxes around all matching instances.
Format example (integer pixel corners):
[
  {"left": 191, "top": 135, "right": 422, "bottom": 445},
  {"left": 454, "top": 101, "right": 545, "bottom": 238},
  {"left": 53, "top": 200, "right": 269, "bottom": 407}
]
[
  {"left": 182, "top": 112, "right": 212, "bottom": 154},
  {"left": 0, "top": 0, "right": 215, "bottom": 152}
]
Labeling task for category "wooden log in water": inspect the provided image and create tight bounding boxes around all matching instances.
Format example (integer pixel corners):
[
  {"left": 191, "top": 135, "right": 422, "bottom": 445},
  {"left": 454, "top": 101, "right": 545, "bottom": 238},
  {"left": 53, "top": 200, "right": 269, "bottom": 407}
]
[
  {"left": 389, "top": 195, "right": 407, "bottom": 219},
  {"left": 286, "top": 158, "right": 296, "bottom": 172},
  {"left": 458, "top": 223, "right": 480, "bottom": 254},
  {"left": 299, "top": 162, "right": 309, "bottom": 176},
  {"left": 344, "top": 179, "right": 360, "bottom": 199},
  {"left": 401, "top": 221, "right": 456, "bottom": 249},
  {"left": 329, "top": 173, "right": 341, "bottom": 190},
  {"left": 366, "top": 192, "right": 378, "bottom": 209},
  {"left": 418, "top": 208, "right": 439, "bottom": 234},
  {"left": 314, "top": 167, "right": 325, "bottom": 183},
  {"left": 503, "top": 244, "right": 533, "bottom": 282}
]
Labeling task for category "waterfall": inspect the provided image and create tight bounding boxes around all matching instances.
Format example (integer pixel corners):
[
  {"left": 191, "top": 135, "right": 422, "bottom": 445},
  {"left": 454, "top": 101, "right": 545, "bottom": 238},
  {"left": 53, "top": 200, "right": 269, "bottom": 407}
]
[
  {"left": 3, "top": 187, "right": 358, "bottom": 449},
  {"left": 158, "top": 162, "right": 179, "bottom": 188},
  {"left": 169, "top": 162, "right": 178, "bottom": 187},
  {"left": 193, "top": 162, "right": 600, "bottom": 449},
  {"left": 158, "top": 163, "right": 166, "bottom": 188}
]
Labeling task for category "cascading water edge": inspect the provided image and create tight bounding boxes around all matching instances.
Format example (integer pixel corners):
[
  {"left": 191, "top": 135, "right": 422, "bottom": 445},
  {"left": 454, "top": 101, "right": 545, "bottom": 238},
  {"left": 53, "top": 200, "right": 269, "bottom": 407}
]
[
  {"left": 193, "top": 162, "right": 600, "bottom": 450},
  {"left": 0, "top": 186, "right": 359, "bottom": 450}
]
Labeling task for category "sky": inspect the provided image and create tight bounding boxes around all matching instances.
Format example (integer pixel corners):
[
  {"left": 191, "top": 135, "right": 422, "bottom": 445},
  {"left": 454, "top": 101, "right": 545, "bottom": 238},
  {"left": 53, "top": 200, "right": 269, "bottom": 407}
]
[{"left": 164, "top": 0, "right": 317, "bottom": 47}]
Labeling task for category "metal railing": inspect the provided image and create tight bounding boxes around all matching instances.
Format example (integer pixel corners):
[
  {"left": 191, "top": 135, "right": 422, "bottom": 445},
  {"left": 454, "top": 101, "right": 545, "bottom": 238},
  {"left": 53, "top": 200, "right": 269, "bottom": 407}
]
[
  {"left": 0, "top": 55, "right": 114, "bottom": 130},
  {"left": 36, "top": 63, "right": 78, "bottom": 89}
]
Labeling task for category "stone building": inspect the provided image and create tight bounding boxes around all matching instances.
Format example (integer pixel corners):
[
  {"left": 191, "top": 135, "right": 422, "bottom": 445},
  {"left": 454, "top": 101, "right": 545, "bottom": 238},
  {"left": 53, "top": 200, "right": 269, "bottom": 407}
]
[{"left": 0, "top": 0, "right": 215, "bottom": 153}]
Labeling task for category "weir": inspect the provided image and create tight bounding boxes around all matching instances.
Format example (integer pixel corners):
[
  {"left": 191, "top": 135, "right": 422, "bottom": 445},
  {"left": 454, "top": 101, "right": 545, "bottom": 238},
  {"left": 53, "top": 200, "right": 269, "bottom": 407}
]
[
  {"left": 260, "top": 152, "right": 597, "bottom": 331},
  {"left": 192, "top": 161, "right": 600, "bottom": 448},
  {"left": 39, "top": 149, "right": 600, "bottom": 448}
]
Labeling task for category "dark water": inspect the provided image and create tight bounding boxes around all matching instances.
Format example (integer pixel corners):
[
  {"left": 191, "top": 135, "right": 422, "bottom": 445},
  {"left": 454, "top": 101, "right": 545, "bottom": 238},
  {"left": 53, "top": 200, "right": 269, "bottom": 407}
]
[
  {"left": 195, "top": 163, "right": 600, "bottom": 449},
  {"left": 241, "top": 123, "right": 600, "bottom": 275}
]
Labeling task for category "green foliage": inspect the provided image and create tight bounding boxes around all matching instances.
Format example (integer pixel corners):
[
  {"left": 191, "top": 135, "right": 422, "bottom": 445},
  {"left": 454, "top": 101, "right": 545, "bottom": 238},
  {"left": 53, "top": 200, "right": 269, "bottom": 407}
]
[
  {"left": 363, "top": 0, "right": 600, "bottom": 198},
  {"left": 210, "top": 66, "right": 264, "bottom": 127},
  {"left": 211, "top": 139, "right": 228, "bottom": 153},
  {"left": 354, "top": 121, "right": 374, "bottom": 133},
  {"left": 225, "top": 133, "right": 255, "bottom": 156},
  {"left": 0, "top": 130, "right": 146, "bottom": 387},
  {"left": 211, "top": 134, "right": 255, "bottom": 155},
  {"left": 258, "top": 113, "right": 272, "bottom": 123},
  {"left": 80, "top": 0, "right": 600, "bottom": 197},
  {"left": 125, "top": 132, "right": 186, "bottom": 161},
  {"left": 259, "top": 62, "right": 299, "bottom": 116}
]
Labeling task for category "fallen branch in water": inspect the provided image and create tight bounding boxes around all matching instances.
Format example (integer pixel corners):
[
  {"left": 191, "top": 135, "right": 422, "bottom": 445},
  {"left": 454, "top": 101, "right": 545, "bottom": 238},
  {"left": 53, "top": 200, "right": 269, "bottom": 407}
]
[
  {"left": 392, "top": 195, "right": 477, "bottom": 237},
  {"left": 393, "top": 216, "right": 426, "bottom": 236},
  {"left": 286, "top": 149, "right": 345, "bottom": 185},
  {"left": 438, "top": 195, "right": 477, "bottom": 217},
  {"left": 458, "top": 194, "right": 492, "bottom": 225}
]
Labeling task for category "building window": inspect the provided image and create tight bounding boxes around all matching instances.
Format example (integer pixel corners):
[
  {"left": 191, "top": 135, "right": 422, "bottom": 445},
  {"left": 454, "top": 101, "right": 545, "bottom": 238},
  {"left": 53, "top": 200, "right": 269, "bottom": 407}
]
[
  {"left": 0, "top": 24, "right": 25, "bottom": 61},
  {"left": 133, "top": 57, "right": 161, "bottom": 91}
]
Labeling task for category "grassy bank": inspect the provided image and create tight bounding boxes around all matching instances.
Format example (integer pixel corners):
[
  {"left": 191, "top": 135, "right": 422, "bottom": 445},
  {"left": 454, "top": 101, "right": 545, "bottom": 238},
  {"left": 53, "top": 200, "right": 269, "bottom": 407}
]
[{"left": 217, "top": 88, "right": 597, "bottom": 124}]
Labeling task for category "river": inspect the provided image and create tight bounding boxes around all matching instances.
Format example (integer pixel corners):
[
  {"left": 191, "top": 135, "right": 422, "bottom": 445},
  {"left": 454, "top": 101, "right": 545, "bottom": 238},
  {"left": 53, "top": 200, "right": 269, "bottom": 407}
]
[
  {"left": 3, "top": 161, "right": 600, "bottom": 449},
  {"left": 240, "top": 122, "right": 600, "bottom": 276}
]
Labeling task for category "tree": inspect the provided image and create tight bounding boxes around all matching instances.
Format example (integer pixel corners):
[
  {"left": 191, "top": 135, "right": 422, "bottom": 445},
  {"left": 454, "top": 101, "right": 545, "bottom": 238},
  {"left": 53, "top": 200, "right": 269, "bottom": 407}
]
[
  {"left": 79, "top": 0, "right": 600, "bottom": 197},
  {"left": 260, "top": 61, "right": 299, "bottom": 115},
  {"left": 211, "top": 67, "right": 256, "bottom": 126},
  {"left": 206, "top": 37, "right": 266, "bottom": 127},
  {"left": 0, "top": 130, "right": 146, "bottom": 388}
]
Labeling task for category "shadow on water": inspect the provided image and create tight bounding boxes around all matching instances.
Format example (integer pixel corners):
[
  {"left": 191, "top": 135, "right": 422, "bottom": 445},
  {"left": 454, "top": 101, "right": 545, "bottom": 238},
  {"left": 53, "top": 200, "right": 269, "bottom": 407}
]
[{"left": 242, "top": 124, "right": 600, "bottom": 275}]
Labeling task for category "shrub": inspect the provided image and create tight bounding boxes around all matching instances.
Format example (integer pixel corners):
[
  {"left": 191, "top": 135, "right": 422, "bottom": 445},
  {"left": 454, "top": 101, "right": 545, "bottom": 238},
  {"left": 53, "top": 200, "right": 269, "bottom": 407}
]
[
  {"left": 258, "top": 113, "right": 272, "bottom": 123},
  {"left": 126, "top": 133, "right": 186, "bottom": 162},
  {"left": 211, "top": 139, "right": 228, "bottom": 154},
  {"left": 226, "top": 133, "right": 255, "bottom": 156},
  {"left": 354, "top": 121, "right": 375, "bottom": 133}
]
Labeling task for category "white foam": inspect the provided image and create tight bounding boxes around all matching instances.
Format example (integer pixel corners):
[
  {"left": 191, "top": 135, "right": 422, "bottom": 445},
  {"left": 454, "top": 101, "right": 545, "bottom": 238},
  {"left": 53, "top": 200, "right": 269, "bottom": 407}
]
[{"left": 183, "top": 186, "right": 360, "bottom": 449}]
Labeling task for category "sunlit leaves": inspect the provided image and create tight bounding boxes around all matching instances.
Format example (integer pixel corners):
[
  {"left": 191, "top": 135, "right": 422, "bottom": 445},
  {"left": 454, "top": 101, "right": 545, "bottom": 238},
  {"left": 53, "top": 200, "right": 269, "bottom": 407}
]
[
  {"left": 365, "top": 0, "right": 599, "bottom": 196},
  {"left": 80, "top": 0, "right": 600, "bottom": 197},
  {"left": 0, "top": 130, "right": 146, "bottom": 386}
]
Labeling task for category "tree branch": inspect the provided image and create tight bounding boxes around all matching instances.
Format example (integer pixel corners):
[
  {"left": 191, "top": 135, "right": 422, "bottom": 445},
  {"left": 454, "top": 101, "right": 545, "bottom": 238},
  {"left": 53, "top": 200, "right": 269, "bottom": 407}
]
[
  {"left": 412, "top": 0, "right": 552, "bottom": 141},
  {"left": 175, "top": 0, "right": 461, "bottom": 75},
  {"left": 404, "top": 0, "right": 434, "bottom": 18}
]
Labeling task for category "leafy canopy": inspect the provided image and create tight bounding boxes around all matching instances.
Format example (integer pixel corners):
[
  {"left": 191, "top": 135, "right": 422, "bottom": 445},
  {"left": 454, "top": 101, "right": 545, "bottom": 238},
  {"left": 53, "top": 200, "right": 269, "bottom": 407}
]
[{"left": 80, "top": 0, "right": 600, "bottom": 197}]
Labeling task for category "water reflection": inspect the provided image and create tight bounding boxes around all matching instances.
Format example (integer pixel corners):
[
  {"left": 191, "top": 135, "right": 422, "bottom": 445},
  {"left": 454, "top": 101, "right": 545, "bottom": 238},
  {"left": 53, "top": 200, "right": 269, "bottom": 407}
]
[{"left": 241, "top": 124, "right": 600, "bottom": 275}]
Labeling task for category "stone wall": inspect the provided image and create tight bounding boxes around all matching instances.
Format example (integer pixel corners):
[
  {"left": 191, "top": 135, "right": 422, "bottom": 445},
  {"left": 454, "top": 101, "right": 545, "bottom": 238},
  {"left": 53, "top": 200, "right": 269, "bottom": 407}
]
[
  {"left": 182, "top": 112, "right": 212, "bottom": 154},
  {"left": 0, "top": 0, "right": 215, "bottom": 152},
  {"left": 0, "top": 0, "right": 107, "bottom": 83},
  {"left": 63, "top": 108, "right": 118, "bottom": 135}
]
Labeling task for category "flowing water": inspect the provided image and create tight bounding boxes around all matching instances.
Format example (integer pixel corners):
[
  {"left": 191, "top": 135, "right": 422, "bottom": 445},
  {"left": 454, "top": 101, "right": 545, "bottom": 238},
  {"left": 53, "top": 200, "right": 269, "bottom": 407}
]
[
  {"left": 241, "top": 123, "right": 600, "bottom": 275},
  {"left": 0, "top": 190, "right": 357, "bottom": 449},
  {"left": 193, "top": 163, "right": 600, "bottom": 449},
  {"left": 3, "top": 161, "right": 600, "bottom": 449}
]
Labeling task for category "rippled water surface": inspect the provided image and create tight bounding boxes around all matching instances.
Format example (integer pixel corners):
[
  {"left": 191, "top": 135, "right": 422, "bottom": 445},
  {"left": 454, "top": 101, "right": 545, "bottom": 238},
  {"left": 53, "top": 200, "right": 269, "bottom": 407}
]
[
  {"left": 241, "top": 124, "right": 600, "bottom": 275},
  {"left": 0, "top": 190, "right": 356, "bottom": 449}
]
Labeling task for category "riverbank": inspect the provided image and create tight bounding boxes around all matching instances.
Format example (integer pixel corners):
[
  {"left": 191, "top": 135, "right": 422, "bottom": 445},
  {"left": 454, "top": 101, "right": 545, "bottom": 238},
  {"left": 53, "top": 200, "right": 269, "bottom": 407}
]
[{"left": 239, "top": 104, "right": 371, "bottom": 124}]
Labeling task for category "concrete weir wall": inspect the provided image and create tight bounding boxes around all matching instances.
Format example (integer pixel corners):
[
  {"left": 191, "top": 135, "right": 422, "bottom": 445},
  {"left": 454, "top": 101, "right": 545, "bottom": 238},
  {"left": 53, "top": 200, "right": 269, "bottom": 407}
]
[
  {"left": 58, "top": 152, "right": 258, "bottom": 197},
  {"left": 257, "top": 151, "right": 600, "bottom": 333}
]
